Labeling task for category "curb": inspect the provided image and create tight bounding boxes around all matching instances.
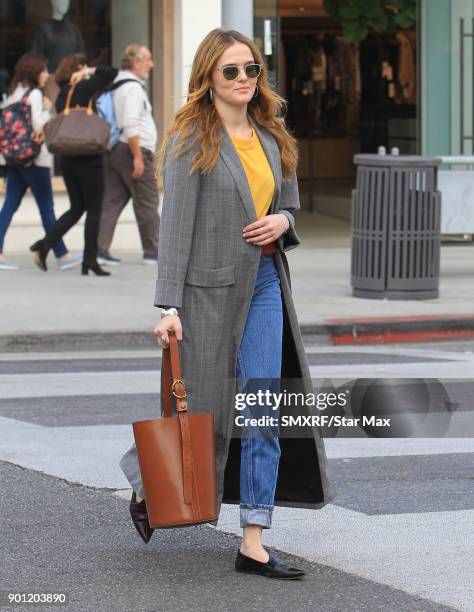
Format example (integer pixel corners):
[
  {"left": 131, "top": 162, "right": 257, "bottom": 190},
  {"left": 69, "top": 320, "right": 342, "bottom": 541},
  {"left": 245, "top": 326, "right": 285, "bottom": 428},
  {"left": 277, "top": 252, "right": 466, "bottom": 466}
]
[
  {"left": 0, "top": 331, "right": 157, "bottom": 353},
  {"left": 2, "top": 315, "right": 474, "bottom": 352},
  {"left": 307, "top": 314, "right": 474, "bottom": 345}
]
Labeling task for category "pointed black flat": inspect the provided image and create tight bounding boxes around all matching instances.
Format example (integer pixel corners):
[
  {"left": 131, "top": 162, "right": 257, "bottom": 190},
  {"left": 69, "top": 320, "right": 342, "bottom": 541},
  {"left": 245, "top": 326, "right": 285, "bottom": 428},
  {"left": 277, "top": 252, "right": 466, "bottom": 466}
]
[
  {"left": 129, "top": 491, "right": 154, "bottom": 544},
  {"left": 235, "top": 550, "right": 305, "bottom": 579}
]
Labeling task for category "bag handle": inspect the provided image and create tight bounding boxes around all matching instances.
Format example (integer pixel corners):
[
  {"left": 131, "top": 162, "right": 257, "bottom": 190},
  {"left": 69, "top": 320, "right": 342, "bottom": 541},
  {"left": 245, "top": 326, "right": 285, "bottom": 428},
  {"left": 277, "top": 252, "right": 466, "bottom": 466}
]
[
  {"left": 162, "top": 332, "right": 187, "bottom": 417},
  {"left": 64, "top": 85, "right": 94, "bottom": 117},
  {"left": 161, "top": 332, "right": 193, "bottom": 504}
]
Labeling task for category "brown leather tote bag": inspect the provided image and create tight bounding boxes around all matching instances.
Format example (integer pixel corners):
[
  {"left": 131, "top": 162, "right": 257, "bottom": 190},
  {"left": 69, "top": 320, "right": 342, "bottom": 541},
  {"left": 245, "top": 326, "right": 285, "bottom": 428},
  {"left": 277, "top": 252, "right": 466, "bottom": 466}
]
[
  {"left": 43, "top": 85, "right": 110, "bottom": 156},
  {"left": 132, "top": 333, "right": 218, "bottom": 528}
]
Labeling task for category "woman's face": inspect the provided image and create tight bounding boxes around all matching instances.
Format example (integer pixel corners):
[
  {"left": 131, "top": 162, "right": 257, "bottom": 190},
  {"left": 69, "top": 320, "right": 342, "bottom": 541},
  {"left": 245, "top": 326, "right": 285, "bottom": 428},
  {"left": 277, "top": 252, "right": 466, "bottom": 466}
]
[
  {"left": 38, "top": 67, "right": 49, "bottom": 88},
  {"left": 210, "top": 42, "right": 258, "bottom": 108}
]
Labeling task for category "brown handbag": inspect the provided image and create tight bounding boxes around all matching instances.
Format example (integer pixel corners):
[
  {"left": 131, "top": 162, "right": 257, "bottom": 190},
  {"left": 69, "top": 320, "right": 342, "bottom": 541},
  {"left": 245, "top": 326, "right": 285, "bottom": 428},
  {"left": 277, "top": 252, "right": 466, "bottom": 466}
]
[
  {"left": 43, "top": 85, "right": 111, "bottom": 156},
  {"left": 132, "top": 333, "right": 218, "bottom": 528}
]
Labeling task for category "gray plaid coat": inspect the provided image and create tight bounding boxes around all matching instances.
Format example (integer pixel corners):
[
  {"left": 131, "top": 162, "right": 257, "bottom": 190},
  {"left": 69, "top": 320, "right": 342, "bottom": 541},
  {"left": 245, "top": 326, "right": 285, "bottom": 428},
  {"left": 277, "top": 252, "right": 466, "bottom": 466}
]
[{"left": 120, "top": 115, "right": 336, "bottom": 519}]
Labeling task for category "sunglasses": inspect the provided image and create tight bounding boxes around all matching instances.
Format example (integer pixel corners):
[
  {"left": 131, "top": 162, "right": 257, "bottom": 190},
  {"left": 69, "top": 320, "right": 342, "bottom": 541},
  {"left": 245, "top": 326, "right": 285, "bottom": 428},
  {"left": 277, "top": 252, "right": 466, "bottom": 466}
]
[{"left": 215, "top": 63, "right": 262, "bottom": 81}]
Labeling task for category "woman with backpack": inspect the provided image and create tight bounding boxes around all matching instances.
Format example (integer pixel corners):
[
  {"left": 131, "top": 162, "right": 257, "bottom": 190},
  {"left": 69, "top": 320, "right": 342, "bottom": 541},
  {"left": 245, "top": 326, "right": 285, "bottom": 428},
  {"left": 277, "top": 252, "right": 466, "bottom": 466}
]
[
  {"left": 30, "top": 54, "right": 118, "bottom": 276},
  {"left": 0, "top": 52, "right": 81, "bottom": 271}
]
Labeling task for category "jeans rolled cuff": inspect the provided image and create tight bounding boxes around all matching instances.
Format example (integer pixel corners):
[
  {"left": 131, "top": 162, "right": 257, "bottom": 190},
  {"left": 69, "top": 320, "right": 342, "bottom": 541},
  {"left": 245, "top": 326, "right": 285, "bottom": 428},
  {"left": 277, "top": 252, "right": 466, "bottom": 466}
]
[{"left": 239, "top": 505, "right": 273, "bottom": 529}]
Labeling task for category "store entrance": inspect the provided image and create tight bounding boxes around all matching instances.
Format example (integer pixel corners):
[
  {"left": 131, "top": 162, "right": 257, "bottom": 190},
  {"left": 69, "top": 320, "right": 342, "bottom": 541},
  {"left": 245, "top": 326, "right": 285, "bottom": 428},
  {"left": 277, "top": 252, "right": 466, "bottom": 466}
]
[{"left": 279, "top": 16, "right": 418, "bottom": 218}]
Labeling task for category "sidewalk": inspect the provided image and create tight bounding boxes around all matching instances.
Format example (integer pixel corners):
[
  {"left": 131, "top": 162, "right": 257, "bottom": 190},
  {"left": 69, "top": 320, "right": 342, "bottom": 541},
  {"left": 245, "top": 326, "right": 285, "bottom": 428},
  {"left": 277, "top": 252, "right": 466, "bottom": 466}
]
[{"left": 1, "top": 194, "right": 474, "bottom": 350}]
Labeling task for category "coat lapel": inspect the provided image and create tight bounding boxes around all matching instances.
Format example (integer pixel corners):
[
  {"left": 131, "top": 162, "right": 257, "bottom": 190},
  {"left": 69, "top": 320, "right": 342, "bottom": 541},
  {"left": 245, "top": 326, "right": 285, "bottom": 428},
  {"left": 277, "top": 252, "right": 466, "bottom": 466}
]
[
  {"left": 219, "top": 129, "right": 257, "bottom": 222},
  {"left": 219, "top": 115, "right": 282, "bottom": 221},
  {"left": 249, "top": 115, "right": 282, "bottom": 213}
]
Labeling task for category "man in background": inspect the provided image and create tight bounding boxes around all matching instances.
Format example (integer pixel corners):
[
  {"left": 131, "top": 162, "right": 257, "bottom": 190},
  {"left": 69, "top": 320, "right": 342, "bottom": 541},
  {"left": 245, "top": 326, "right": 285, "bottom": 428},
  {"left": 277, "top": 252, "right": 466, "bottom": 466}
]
[{"left": 97, "top": 44, "right": 159, "bottom": 265}]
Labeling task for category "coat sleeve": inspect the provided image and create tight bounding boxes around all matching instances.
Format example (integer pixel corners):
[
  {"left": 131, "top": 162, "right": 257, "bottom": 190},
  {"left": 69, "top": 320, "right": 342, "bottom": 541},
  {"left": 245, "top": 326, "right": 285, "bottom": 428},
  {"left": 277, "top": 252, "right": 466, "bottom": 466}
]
[
  {"left": 76, "top": 66, "right": 119, "bottom": 100},
  {"left": 154, "top": 135, "right": 201, "bottom": 309},
  {"left": 277, "top": 172, "right": 301, "bottom": 252}
]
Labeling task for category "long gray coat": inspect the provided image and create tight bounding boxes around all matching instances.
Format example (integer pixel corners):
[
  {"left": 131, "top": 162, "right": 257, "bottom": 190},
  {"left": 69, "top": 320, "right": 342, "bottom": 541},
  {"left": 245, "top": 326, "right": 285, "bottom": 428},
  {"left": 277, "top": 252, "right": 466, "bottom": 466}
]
[{"left": 120, "top": 115, "right": 336, "bottom": 519}]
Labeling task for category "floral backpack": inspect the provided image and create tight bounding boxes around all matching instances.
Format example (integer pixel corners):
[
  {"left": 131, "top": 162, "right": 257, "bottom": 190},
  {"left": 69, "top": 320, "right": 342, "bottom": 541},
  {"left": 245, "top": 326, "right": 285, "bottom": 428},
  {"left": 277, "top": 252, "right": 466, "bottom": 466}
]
[{"left": 0, "top": 90, "right": 41, "bottom": 166}]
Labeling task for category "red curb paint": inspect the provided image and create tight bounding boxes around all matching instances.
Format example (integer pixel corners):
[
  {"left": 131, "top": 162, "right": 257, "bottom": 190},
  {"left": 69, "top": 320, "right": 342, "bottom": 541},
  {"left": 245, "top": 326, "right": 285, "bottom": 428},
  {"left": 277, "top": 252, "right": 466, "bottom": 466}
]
[
  {"left": 326, "top": 313, "right": 474, "bottom": 325},
  {"left": 331, "top": 329, "right": 474, "bottom": 345}
]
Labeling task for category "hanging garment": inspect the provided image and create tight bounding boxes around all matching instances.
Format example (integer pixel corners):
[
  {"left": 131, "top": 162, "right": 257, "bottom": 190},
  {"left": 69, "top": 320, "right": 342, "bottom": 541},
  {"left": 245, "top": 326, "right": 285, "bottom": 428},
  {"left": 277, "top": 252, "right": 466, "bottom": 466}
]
[
  {"left": 334, "top": 37, "right": 358, "bottom": 104},
  {"left": 396, "top": 32, "right": 416, "bottom": 104}
]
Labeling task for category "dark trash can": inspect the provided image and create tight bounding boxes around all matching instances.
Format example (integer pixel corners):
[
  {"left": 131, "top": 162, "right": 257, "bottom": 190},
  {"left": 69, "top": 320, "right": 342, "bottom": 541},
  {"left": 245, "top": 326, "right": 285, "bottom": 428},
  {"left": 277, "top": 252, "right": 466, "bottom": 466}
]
[{"left": 351, "top": 154, "right": 442, "bottom": 300}]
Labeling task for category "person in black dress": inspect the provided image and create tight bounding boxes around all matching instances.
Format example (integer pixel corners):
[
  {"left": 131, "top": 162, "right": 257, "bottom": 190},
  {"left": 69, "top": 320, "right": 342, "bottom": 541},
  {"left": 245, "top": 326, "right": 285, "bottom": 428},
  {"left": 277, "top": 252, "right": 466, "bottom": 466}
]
[{"left": 30, "top": 54, "right": 118, "bottom": 276}]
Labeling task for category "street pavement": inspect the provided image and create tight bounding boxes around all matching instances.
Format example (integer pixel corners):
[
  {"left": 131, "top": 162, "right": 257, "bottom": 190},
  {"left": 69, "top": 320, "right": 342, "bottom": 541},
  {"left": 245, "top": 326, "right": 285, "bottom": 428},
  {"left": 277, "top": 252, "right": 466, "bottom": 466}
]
[
  {"left": 2, "top": 204, "right": 474, "bottom": 350},
  {"left": 1, "top": 342, "right": 473, "bottom": 611}
]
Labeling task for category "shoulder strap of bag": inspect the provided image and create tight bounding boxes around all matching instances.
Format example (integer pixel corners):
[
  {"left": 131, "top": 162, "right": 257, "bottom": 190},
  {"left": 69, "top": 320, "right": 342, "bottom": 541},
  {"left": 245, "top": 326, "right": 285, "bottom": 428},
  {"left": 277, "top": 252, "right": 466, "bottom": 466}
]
[
  {"left": 21, "top": 88, "right": 34, "bottom": 102},
  {"left": 162, "top": 332, "right": 193, "bottom": 504},
  {"left": 107, "top": 78, "right": 146, "bottom": 93},
  {"left": 94, "top": 79, "right": 144, "bottom": 104}
]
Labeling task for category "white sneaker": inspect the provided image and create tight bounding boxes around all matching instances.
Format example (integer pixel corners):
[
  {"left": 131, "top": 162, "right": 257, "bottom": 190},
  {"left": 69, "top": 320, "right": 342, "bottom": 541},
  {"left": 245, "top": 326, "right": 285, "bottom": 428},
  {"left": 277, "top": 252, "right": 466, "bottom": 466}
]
[
  {"left": 0, "top": 258, "right": 19, "bottom": 270},
  {"left": 97, "top": 254, "right": 122, "bottom": 266},
  {"left": 56, "top": 253, "right": 83, "bottom": 270},
  {"left": 143, "top": 256, "right": 157, "bottom": 265}
]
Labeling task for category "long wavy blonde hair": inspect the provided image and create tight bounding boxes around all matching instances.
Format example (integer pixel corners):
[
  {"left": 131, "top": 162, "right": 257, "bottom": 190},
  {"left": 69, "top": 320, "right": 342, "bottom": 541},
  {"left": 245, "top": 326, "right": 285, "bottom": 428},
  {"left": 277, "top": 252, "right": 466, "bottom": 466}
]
[{"left": 155, "top": 28, "right": 298, "bottom": 186}]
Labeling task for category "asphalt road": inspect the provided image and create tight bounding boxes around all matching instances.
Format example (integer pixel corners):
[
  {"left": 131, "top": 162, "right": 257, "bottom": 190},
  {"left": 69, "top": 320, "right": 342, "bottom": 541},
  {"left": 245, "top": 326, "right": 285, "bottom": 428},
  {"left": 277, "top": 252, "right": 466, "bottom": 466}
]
[{"left": 1, "top": 341, "right": 473, "bottom": 612}]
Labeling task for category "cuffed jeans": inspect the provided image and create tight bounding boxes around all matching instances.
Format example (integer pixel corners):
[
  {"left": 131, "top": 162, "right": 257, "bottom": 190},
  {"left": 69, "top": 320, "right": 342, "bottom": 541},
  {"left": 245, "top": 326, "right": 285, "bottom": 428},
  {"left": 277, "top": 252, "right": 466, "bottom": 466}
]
[
  {"left": 0, "top": 166, "right": 67, "bottom": 257},
  {"left": 237, "top": 254, "right": 283, "bottom": 529}
]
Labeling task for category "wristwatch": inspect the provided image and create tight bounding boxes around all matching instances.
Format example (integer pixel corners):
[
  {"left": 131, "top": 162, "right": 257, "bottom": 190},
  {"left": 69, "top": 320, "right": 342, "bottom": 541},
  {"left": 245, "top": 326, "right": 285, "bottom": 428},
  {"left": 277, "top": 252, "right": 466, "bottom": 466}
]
[{"left": 160, "top": 307, "right": 179, "bottom": 318}]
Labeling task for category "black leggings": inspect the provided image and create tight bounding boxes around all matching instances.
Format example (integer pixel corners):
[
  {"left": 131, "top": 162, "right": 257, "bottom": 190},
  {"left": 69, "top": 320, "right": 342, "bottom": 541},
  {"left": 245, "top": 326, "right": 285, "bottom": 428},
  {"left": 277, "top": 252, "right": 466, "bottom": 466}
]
[{"left": 43, "top": 160, "right": 104, "bottom": 266}]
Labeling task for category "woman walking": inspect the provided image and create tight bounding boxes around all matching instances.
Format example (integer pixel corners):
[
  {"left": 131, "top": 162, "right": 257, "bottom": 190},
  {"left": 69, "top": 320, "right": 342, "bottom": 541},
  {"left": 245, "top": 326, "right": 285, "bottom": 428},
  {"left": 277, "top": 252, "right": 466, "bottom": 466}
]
[
  {"left": 120, "top": 28, "right": 336, "bottom": 579},
  {"left": 30, "top": 54, "right": 118, "bottom": 276},
  {"left": 0, "top": 53, "right": 80, "bottom": 271}
]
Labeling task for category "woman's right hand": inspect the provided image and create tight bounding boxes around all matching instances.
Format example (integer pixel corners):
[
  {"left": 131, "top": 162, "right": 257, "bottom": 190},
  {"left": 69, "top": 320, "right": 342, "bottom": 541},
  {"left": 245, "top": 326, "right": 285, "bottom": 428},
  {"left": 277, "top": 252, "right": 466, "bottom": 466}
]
[
  {"left": 153, "top": 315, "right": 182, "bottom": 348},
  {"left": 70, "top": 66, "right": 93, "bottom": 86}
]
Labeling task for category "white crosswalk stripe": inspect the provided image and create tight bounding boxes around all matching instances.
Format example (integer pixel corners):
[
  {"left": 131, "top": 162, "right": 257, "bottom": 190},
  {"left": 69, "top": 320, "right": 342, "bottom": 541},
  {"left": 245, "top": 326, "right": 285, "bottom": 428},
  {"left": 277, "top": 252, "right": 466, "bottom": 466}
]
[
  {"left": 0, "top": 370, "right": 160, "bottom": 399},
  {"left": 0, "top": 347, "right": 473, "bottom": 611}
]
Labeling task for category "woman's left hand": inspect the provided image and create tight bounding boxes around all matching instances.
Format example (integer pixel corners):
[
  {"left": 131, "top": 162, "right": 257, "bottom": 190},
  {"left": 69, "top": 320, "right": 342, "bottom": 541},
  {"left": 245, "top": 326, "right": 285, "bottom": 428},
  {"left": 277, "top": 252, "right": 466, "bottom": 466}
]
[
  {"left": 33, "top": 130, "right": 44, "bottom": 145},
  {"left": 242, "top": 214, "right": 288, "bottom": 246}
]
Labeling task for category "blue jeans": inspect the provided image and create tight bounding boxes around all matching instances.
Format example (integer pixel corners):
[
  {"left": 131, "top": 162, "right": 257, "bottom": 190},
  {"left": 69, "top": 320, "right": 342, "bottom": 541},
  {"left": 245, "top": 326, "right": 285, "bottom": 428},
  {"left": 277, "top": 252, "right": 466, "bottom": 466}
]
[
  {"left": 0, "top": 166, "right": 68, "bottom": 257},
  {"left": 237, "top": 254, "right": 283, "bottom": 529}
]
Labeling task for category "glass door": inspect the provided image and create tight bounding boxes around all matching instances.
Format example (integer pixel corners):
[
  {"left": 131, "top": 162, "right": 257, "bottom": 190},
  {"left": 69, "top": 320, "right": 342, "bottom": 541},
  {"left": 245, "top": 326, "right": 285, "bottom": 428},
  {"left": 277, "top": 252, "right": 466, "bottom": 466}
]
[{"left": 254, "top": 0, "right": 280, "bottom": 92}]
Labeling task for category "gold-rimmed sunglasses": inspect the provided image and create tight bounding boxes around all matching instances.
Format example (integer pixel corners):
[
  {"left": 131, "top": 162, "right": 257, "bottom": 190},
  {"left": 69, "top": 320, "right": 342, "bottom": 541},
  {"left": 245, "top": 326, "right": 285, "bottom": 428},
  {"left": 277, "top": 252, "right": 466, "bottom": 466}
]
[{"left": 215, "top": 63, "right": 262, "bottom": 81}]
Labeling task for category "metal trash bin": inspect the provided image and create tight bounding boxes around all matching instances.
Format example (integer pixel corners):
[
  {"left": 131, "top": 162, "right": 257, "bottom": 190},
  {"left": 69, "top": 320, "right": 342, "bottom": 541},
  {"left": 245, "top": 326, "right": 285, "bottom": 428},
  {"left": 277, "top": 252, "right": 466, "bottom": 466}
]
[{"left": 351, "top": 154, "right": 442, "bottom": 299}]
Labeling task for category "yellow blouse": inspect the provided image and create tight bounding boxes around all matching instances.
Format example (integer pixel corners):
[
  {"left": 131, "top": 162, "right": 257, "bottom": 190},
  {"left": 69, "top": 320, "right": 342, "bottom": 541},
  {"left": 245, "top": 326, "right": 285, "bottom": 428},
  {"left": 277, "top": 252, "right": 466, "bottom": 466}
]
[{"left": 230, "top": 128, "right": 275, "bottom": 219}]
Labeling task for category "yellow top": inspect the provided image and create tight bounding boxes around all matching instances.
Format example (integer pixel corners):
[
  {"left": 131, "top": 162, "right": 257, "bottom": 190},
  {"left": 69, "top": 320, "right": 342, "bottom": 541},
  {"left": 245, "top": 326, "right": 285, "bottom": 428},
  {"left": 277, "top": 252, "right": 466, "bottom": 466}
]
[{"left": 230, "top": 127, "right": 275, "bottom": 219}]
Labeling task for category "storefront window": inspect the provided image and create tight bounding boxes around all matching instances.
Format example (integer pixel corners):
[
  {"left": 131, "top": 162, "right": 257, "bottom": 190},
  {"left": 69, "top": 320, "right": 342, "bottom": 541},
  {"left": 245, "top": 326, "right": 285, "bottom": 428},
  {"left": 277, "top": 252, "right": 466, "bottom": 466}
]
[
  {"left": 254, "top": 1, "right": 279, "bottom": 92},
  {"left": 281, "top": 17, "right": 419, "bottom": 154},
  {"left": 252, "top": 1, "right": 420, "bottom": 216},
  {"left": 0, "top": 0, "right": 151, "bottom": 102},
  {"left": 0, "top": 1, "right": 109, "bottom": 100}
]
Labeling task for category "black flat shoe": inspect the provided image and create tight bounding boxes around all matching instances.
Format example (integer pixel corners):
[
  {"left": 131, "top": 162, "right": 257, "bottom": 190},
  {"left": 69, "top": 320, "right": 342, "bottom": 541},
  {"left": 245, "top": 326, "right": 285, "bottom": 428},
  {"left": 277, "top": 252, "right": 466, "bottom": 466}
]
[
  {"left": 235, "top": 550, "right": 305, "bottom": 579},
  {"left": 30, "top": 240, "right": 49, "bottom": 272},
  {"left": 81, "top": 262, "right": 111, "bottom": 276},
  {"left": 129, "top": 491, "right": 154, "bottom": 544}
]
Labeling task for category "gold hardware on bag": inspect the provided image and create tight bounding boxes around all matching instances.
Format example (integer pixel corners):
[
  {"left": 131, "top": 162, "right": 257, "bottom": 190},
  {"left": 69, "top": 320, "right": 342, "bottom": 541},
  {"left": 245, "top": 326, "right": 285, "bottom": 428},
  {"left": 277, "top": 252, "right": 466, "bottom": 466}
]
[{"left": 172, "top": 379, "right": 187, "bottom": 399}]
